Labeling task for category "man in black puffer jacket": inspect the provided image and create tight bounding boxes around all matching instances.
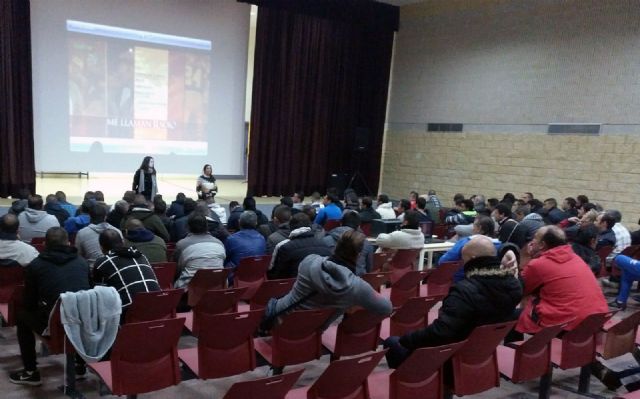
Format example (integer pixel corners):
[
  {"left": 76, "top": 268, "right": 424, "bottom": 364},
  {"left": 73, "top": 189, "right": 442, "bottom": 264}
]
[
  {"left": 383, "top": 235, "right": 522, "bottom": 367},
  {"left": 268, "top": 213, "right": 332, "bottom": 279}
]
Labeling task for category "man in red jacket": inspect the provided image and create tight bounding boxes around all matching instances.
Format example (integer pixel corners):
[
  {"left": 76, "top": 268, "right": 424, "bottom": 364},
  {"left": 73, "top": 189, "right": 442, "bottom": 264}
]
[{"left": 517, "top": 225, "right": 608, "bottom": 333}]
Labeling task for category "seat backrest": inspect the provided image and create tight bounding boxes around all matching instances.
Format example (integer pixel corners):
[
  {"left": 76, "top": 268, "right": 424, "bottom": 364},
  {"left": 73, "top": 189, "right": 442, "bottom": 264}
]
[
  {"left": 597, "top": 245, "right": 614, "bottom": 276},
  {"left": 333, "top": 309, "right": 388, "bottom": 358},
  {"left": 125, "top": 289, "right": 182, "bottom": 324},
  {"left": 450, "top": 320, "right": 517, "bottom": 396},
  {"left": 419, "top": 221, "right": 434, "bottom": 237},
  {"left": 249, "top": 278, "right": 295, "bottom": 310},
  {"left": 557, "top": 311, "right": 614, "bottom": 369},
  {"left": 151, "top": 262, "right": 177, "bottom": 290},
  {"left": 191, "top": 287, "right": 247, "bottom": 336},
  {"left": 234, "top": 255, "right": 271, "bottom": 301},
  {"left": 31, "top": 236, "right": 46, "bottom": 245},
  {"left": 360, "top": 222, "right": 372, "bottom": 237},
  {"left": 308, "top": 351, "right": 386, "bottom": 399},
  {"left": 510, "top": 323, "right": 564, "bottom": 383},
  {"left": 0, "top": 264, "right": 24, "bottom": 302},
  {"left": 187, "top": 268, "right": 230, "bottom": 307},
  {"left": 197, "top": 310, "right": 263, "bottom": 379},
  {"left": 270, "top": 308, "right": 334, "bottom": 366},
  {"left": 425, "top": 261, "right": 460, "bottom": 297},
  {"left": 41, "top": 300, "right": 66, "bottom": 354},
  {"left": 109, "top": 317, "right": 185, "bottom": 395},
  {"left": 390, "top": 295, "right": 443, "bottom": 337},
  {"left": 362, "top": 271, "right": 391, "bottom": 293},
  {"left": 372, "top": 252, "right": 392, "bottom": 272},
  {"left": 391, "top": 341, "right": 465, "bottom": 399},
  {"left": 223, "top": 368, "right": 304, "bottom": 399},
  {"left": 390, "top": 270, "right": 428, "bottom": 308},
  {"left": 433, "top": 224, "right": 448, "bottom": 240},
  {"left": 324, "top": 219, "right": 342, "bottom": 231},
  {"left": 602, "top": 310, "right": 640, "bottom": 359},
  {"left": 389, "top": 248, "right": 421, "bottom": 284}
]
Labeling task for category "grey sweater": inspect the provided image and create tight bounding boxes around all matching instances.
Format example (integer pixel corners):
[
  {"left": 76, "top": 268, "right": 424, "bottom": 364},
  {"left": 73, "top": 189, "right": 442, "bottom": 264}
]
[
  {"left": 273, "top": 254, "right": 392, "bottom": 327},
  {"left": 75, "top": 223, "right": 123, "bottom": 267},
  {"left": 18, "top": 208, "right": 60, "bottom": 243}
]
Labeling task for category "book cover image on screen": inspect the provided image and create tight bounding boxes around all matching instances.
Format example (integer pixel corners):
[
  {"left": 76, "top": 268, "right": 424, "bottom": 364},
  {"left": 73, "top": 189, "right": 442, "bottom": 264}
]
[{"left": 67, "top": 21, "right": 211, "bottom": 156}]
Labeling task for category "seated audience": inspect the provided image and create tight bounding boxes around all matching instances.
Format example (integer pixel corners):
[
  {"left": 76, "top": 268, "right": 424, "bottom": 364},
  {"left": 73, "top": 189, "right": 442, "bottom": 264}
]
[
  {"left": 75, "top": 204, "right": 122, "bottom": 267},
  {"left": 9, "top": 227, "right": 90, "bottom": 386},
  {"left": 323, "top": 211, "right": 373, "bottom": 276},
  {"left": 265, "top": 230, "right": 392, "bottom": 329},
  {"left": 44, "top": 194, "right": 70, "bottom": 226},
  {"left": 562, "top": 197, "right": 578, "bottom": 217},
  {"left": 426, "top": 189, "right": 442, "bottom": 208},
  {"left": 309, "top": 192, "right": 324, "bottom": 209},
  {"left": 54, "top": 191, "right": 77, "bottom": 219},
  {"left": 123, "top": 218, "right": 167, "bottom": 263},
  {"left": 343, "top": 189, "right": 360, "bottom": 211},
  {"left": 167, "top": 192, "right": 186, "bottom": 219},
  {"left": 207, "top": 199, "right": 228, "bottom": 225},
  {"left": 224, "top": 211, "right": 266, "bottom": 269},
  {"left": 93, "top": 230, "right": 160, "bottom": 319},
  {"left": 122, "top": 195, "right": 170, "bottom": 242},
  {"left": 0, "top": 214, "right": 39, "bottom": 266},
  {"left": 269, "top": 213, "right": 331, "bottom": 279},
  {"left": 375, "top": 194, "right": 397, "bottom": 219},
  {"left": 225, "top": 200, "right": 243, "bottom": 231},
  {"left": 174, "top": 213, "right": 226, "bottom": 289},
  {"left": 493, "top": 203, "right": 527, "bottom": 248},
  {"left": 170, "top": 198, "right": 197, "bottom": 242},
  {"left": 383, "top": 235, "right": 522, "bottom": 367},
  {"left": 444, "top": 199, "right": 476, "bottom": 226},
  {"left": 314, "top": 194, "right": 342, "bottom": 226},
  {"left": 541, "top": 198, "right": 567, "bottom": 224},
  {"left": 513, "top": 205, "right": 544, "bottom": 242},
  {"left": 9, "top": 189, "right": 30, "bottom": 216},
  {"left": 415, "top": 197, "right": 433, "bottom": 223},
  {"left": 611, "top": 254, "right": 640, "bottom": 310},
  {"left": 595, "top": 212, "right": 617, "bottom": 250},
  {"left": 302, "top": 205, "right": 326, "bottom": 239},
  {"left": 291, "top": 191, "right": 305, "bottom": 214},
  {"left": 153, "top": 196, "right": 172, "bottom": 233},
  {"left": 609, "top": 209, "right": 631, "bottom": 260},
  {"left": 266, "top": 205, "right": 292, "bottom": 254},
  {"left": 375, "top": 210, "right": 425, "bottom": 250},
  {"left": 516, "top": 226, "right": 607, "bottom": 334},
  {"left": 358, "top": 196, "right": 381, "bottom": 223},
  {"left": 63, "top": 200, "right": 92, "bottom": 235},
  {"left": 18, "top": 195, "right": 61, "bottom": 243},
  {"left": 394, "top": 199, "right": 411, "bottom": 222},
  {"left": 575, "top": 194, "right": 589, "bottom": 210},
  {"left": 106, "top": 200, "right": 129, "bottom": 230},
  {"left": 570, "top": 224, "right": 601, "bottom": 276}
]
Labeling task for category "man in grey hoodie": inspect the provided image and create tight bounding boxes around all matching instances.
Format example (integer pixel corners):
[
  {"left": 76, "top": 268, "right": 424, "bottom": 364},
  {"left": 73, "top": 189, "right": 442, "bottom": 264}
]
[
  {"left": 268, "top": 230, "right": 392, "bottom": 328},
  {"left": 75, "top": 204, "right": 122, "bottom": 268},
  {"left": 17, "top": 195, "right": 60, "bottom": 243},
  {"left": 514, "top": 205, "right": 544, "bottom": 242},
  {"left": 323, "top": 211, "right": 373, "bottom": 276}
]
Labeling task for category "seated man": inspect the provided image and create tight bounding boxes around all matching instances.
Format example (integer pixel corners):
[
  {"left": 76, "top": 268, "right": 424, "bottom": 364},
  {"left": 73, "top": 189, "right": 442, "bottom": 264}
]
[
  {"left": 541, "top": 198, "right": 567, "bottom": 225},
  {"left": 415, "top": 197, "right": 433, "bottom": 224},
  {"left": 121, "top": 195, "right": 170, "bottom": 242},
  {"left": 595, "top": 212, "right": 617, "bottom": 250},
  {"left": 63, "top": 200, "right": 92, "bottom": 235},
  {"left": 123, "top": 218, "right": 167, "bottom": 263},
  {"left": 383, "top": 235, "right": 522, "bottom": 367},
  {"left": 513, "top": 205, "right": 544, "bottom": 242},
  {"left": 323, "top": 211, "right": 374, "bottom": 276},
  {"left": 517, "top": 226, "right": 608, "bottom": 334},
  {"left": 444, "top": 199, "right": 476, "bottom": 226},
  {"left": 375, "top": 194, "right": 397, "bottom": 219},
  {"left": 265, "top": 230, "right": 392, "bottom": 328},
  {"left": 375, "top": 210, "right": 425, "bottom": 250},
  {"left": 93, "top": 230, "right": 161, "bottom": 319},
  {"left": 269, "top": 213, "right": 332, "bottom": 279},
  {"left": 10, "top": 227, "right": 91, "bottom": 386},
  {"left": 266, "top": 205, "right": 292, "bottom": 255},
  {"left": 314, "top": 194, "right": 342, "bottom": 226},
  {"left": 224, "top": 211, "right": 266, "bottom": 269},
  {"left": 358, "top": 196, "right": 381, "bottom": 223},
  {"left": 17, "top": 195, "right": 60, "bottom": 243},
  {"left": 75, "top": 204, "right": 122, "bottom": 267},
  {"left": 174, "top": 213, "right": 226, "bottom": 289},
  {"left": 492, "top": 203, "right": 527, "bottom": 248},
  {"left": 0, "top": 214, "right": 39, "bottom": 266},
  {"left": 570, "top": 224, "right": 600, "bottom": 276}
]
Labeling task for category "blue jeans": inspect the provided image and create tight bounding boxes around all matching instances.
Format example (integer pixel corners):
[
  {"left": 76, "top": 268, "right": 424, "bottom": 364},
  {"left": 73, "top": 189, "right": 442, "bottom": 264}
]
[{"left": 616, "top": 255, "right": 640, "bottom": 303}]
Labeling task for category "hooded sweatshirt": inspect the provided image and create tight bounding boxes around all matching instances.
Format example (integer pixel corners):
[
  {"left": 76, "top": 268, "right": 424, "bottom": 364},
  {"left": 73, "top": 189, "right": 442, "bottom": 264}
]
[
  {"left": 323, "top": 226, "right": 374, "bottom": 276},
  {"left": 18, "top": 208, "right": 61, "bottom": 243},
  {"left": 520, "top": 213, "right": 544, "bottom": 241},
  {"left": 375, "top": 228, "right": 424, "bottom": 250},
  {"left": 124, "top": 228, "right": 167, "bottom": 263},
  {"left": 376, "top": 202, "right": 397, "bottom": 219},
  {"left": 75, "top": 223, "right": 123, "bottom": 266},
  {"left": 272, "top": 254, "right": 392, "bottom": 328},
  {"left": 0, "top": 232, "right": 39, "bottom": 266}
]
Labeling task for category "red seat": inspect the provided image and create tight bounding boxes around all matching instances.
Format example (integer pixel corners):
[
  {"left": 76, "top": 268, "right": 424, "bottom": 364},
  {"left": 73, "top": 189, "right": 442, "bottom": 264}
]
[
  {"left": 419, "top": 221, "right": 434, "bottom": 237},
  {"left": 37, "top": 301, "right": 78, "bottom": 393},
  {"left": 124, "top": 288, "right": 182, "bottom": 324},
  {"left": 420, "top": 261, "right": 460, "bottom": 297},
  {"left": 151, "top": 262, "right": 177, "bottom": 290},
  {"left": 224, "top": 368, "right": 304, "bottom": 399},
  {"left": 360, "top": 222, "right": 372, "bottom": 237},
  {"left": 179, "top": 310, "right": 263, "bottom": 379},
  {"left": 362, "top": 271, "right": 391, "bottom": 293},
  {"left": 31, "top": 236, "right": 46, "bottom": 245},
  {"left": 249, "top": 278, "right": 295, "bottom": 311},
  {"left": 187, "top": 268, "right": 230, "bottom": 307},
  {"left": 254, "top": 308, "right": 334, "bottom": 369},
  {"left": 166, "top": 248, "right": 176, "bottom": 261},
  {"left": 372, "top": 252, "right": 392, "bottom": 272},
  {"left": 386, "top": 270, "right": 429, "bottom": 308},
  {"left": 598, "top": 310, "right": 640, "bottom": 360},
  {"left": 380, "top": 296, "right": 443, "bottom": 340},
  {"left": 368, "top": 341, "right": 465, "bottom": 399},
  {"left": 449, "top": 320, "right": 517, "bottom": 396},
  {"left": 433, "top": 224, "right": 449, "bottom": 240},
  {"left": 286, "top": 351, "right": 386, "bottom": 399},
  {"left": 497, "top": 323, "right": 564, "bottom": 399},
  {"left": 597, "top": 245, "right": 614, "bottom": 277},
  {"left": 88, "top": 318, "right": 185, "bottom": 396},
  {"left": 181, "top": 287, "right": 246, "bottom": 336},
  {"left": 616, "top": 390, "right": 640, "bottom": 399},
  {"left": 0, "top": 263, "right": 24, "bottom": 326},
  {"left": 550, "top": 311, "right": 615, "bottom": 393},
  {"left": 234, "top": 255, "right": 271, "bottom": 301},
  {"left": 389, "top": 248, "right": 421, "bottom": 284},
  {"left": 323, "top": 219, "right": 341, "bottom": 231},
  {"left": 322, "top": 309, "right": 387, "bottom": 360}
]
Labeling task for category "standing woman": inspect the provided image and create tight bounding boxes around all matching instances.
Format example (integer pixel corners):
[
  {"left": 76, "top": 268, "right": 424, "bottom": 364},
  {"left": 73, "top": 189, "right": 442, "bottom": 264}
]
[
  {"left": 132, "top": 156, "right": 157, "bottom": 201},
  {"left": 197, "top": 164, "right": 217, "bottom": 200}
]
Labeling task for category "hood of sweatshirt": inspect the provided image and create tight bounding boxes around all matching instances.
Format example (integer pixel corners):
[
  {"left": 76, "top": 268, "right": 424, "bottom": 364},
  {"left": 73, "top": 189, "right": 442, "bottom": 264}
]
[
  {"left": 89, "top": 223, "right": 115, "bottom": 234},
  {"left": 24, "top": 208, "right": 50, "bottom": 223},
  {"left": 539, "top": 244, "right": 575, "bottom": 264},
  {"left": 39, "top": 245, "right": 79, "bottom": 265},
  {"left": 306, "top": 255, "right": 356, "bottom": 297},
  {"left": 125, "top": 228, "right": 155, "bottom": 242},
  {"left": 108, "top": 246, "right": 144, "bottom": 259}
]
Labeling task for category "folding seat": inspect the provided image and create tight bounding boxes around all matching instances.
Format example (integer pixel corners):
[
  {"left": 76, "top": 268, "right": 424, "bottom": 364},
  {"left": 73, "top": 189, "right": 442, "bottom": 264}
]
[
  {"left": 419, "top": 261, "right": 460, "bottom": 297},
  {"left": 180, "top": 287, "right": 246, "bottom": 336},
  {"left": 150, "top": 262, "right": 177, "bottom": 290},
  {"left": 384, "top": 270, "right": 429, "bottom": 308},
  {"left": 246, "top": 278, "right": 295, "bottom": 311},
  {"left": 379, "top": 295, "right": 443, "bottom": 340},
  {"left": 323, "top": 219, "right": 341, "bottom": 231},
  {"left": 596, "top": 245, "right": 614, "bottom": 277},
  {"left": 372, "top": 252, "right": 392, "bottom": 272},
  {"left": 223, "top": 368, "right": 304, "bottom": 399},
  {"left": 187, "top": 268, "right": 230, "bottom": 307},
  {"left": 124, "top": 288, "right": 182, "bottom": 324},
  {"left": 362, "top": 271, "right": 391, "bottom": 293},
  {"left": 597, "top": 310, "right": 640, "bottom": 360},
  {"left": 419, "top": 221, "right": 434, "bottom": 237},
  {"left": 0, "top": 261, "right": 24, "bottom": 326},
  {"left": 233, "top": 255, "right": 271, "bottom": 301},
  {"left": 322, "top": 309, "right": 387, "bottom": 360},
  {"left": 360, "top": 222, "right": 372, "bottom": 237},
  {"left": 388, "top": 248, "right": 420, "bottom": 284}
]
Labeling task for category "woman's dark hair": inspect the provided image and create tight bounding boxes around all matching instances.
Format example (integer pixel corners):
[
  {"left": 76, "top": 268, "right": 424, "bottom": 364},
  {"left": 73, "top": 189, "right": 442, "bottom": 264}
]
[
  {"left": 202, "top": 164, "right": 212, "bottom": 175},
  {"left": 139, "top": 156, "right": 156, "bottom": 174},
  {"left": 502, "top": 193, "right": 516, "bottom": 204}
]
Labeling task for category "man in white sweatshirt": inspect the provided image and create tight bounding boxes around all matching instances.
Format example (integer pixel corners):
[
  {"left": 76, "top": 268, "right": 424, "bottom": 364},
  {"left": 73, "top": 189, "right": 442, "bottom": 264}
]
[
  {"left": 0, "top": 214, "right": 39, "bottom": 266},
  {"left": 17, "top": 195, "right": 60, "bottom": 243},
  {"left": 375, "top": 210, "right": 425, "bottom": 249},
  {"left": 375, "top": 194, "right": 397, "bottom": 219}
]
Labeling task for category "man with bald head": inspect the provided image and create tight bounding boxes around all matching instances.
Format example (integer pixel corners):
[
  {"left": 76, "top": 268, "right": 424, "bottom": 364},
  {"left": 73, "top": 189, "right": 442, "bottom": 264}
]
[
  {"left": 383, "top": 235, "right": 522, "bottom": 367},
  {"left": 516, "top": 225, "right": 607, "bottom": 334},
  {"left": 123, "top": 218, "right": 167, "bottom": 263},
  {"left": 0, "top": 214, "right": 39, "bottom": 266}
]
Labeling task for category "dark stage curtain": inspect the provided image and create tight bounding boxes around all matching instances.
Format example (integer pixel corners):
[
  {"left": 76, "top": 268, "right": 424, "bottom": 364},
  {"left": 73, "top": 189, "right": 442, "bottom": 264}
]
[
  {"left": 245, "top": 0, "right": 398, "bottom": 197},
  {"left": 0, "top": 0, "right": 36, "bottom": 198}
]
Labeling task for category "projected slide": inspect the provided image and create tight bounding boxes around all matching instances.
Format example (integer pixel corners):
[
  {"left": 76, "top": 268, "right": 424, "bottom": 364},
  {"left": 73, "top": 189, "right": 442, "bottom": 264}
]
[{"left": 67, "top": 20, "right": 211, "bottom": 155}]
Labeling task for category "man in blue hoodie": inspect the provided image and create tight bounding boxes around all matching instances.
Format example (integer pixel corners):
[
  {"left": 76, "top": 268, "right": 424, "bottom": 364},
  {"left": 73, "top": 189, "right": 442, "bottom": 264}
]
[
  {"left": 123, "top": 218, "right": 167, "bottom": 263},
  {"left": 224, "top": 211, "right": 266, "bottom": 277}
]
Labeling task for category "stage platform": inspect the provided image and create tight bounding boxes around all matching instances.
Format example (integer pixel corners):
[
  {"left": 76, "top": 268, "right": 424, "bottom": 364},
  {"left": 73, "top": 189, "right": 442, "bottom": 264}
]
[{"left": 0, "top": 174, "right": 280, "bottom": 207}]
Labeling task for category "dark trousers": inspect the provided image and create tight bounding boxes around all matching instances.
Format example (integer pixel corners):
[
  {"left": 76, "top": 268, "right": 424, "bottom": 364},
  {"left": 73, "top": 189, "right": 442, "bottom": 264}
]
[{"left": 16, "top": 309, "right": 48, "bottom": 371}]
